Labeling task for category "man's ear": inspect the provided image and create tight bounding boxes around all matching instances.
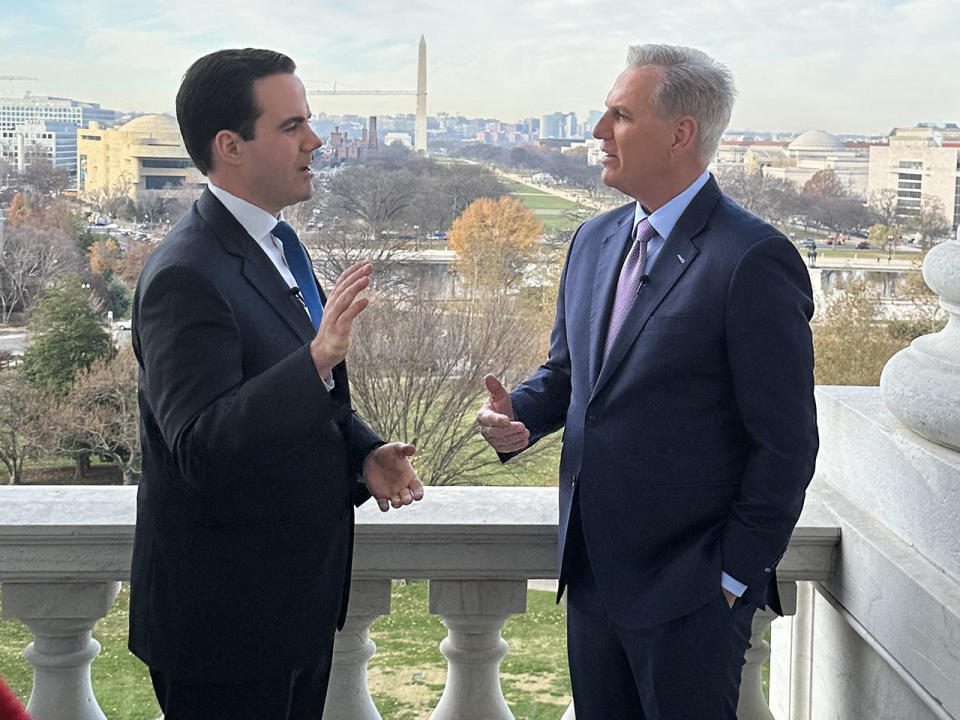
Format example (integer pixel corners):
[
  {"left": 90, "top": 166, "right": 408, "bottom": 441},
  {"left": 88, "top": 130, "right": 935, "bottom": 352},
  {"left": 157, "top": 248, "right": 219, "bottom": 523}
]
[
  {"left": 211, "top": 130, "right": 243, "bottom": 170},
  {"left": 671, "top": 116, "right": 698, "bottom": 156}
]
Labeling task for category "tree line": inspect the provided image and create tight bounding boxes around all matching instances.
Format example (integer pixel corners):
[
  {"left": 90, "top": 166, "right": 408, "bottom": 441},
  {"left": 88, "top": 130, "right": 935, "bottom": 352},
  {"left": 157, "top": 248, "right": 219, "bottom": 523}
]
[
  {"left": 0, "top": 141, "right": 950, "bottom": 486},
  {"left": 716, "top": 166, "right": 952, "bottom": 249}
]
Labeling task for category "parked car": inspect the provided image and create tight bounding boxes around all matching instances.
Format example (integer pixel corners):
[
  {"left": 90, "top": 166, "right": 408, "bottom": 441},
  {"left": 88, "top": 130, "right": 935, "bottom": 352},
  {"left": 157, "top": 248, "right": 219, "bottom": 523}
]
[
  {"left": 856, "top": 241, "right": 870, "bottom": 249},
  {"left": 800, "top": 238, "right": 817, "bottom": 249}
]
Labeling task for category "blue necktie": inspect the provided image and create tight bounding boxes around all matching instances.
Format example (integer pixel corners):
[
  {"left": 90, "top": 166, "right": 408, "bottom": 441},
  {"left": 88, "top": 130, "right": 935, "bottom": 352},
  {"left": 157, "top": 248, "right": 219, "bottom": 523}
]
[{"left": 273, "top": 221, "right": 323, "bottom": 329}]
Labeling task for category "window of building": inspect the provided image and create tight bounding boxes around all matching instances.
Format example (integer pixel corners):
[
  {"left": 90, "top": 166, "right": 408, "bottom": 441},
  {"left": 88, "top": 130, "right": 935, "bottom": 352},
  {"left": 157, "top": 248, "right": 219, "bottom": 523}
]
[
  {"left": 145, "top": 175, "right": 185, "bottom": 189},
  {"left": 141, "top": 158, "right": 193, "bottom": 169},
  {"left": 954, "top": 178, "right": 960, "bottom": 231},
  {"left": 898, "top": 160, "right": 923, "bottom": 170}
]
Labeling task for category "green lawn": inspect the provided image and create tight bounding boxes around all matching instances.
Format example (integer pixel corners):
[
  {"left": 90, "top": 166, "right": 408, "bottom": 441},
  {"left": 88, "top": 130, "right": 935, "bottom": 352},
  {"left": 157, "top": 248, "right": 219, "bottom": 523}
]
[
  {"left": 537, "top": 213, "right": 583, "bottom": 234},
  {"left": 1, "top": 582, "right": 570, "bottom": 720},
  {"left": 510, "top": 194, "right": 579, "bottom": 211},
  {"left": 503, "top": 180, "right": 590, "bottom": 235},
  {"left": 0, "top": 584, "right": 162, "bottom": 720},
  {"left": 369, "top": 580, "right": 570, "bottom": 720}
]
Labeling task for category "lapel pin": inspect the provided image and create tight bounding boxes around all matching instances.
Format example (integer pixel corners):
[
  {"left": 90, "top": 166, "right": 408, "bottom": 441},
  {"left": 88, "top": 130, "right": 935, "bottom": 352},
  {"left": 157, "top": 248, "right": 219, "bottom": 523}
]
[{"left": 677, "top": 254, "right": 686, "bottom": 264}]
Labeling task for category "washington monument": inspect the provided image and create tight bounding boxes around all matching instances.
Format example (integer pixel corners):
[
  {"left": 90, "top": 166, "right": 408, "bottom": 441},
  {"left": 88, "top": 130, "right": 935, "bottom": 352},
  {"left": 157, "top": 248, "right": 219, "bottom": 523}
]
[{"left": 416, "top": 35, "right": 427, "bottom": 154}]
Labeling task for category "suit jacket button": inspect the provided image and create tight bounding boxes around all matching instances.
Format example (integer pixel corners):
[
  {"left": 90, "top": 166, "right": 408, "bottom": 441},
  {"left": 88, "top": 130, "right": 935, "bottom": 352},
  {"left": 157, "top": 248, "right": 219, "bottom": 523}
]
[{"left": 586, "top": 413, "right": 597, "bottom": 425}]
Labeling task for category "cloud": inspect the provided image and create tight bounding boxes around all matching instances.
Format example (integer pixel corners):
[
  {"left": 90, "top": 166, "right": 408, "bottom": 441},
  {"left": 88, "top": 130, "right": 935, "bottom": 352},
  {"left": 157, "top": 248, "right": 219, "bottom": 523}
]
[{"left": 6, "top": 0, "right": 958, "bottom": 132}]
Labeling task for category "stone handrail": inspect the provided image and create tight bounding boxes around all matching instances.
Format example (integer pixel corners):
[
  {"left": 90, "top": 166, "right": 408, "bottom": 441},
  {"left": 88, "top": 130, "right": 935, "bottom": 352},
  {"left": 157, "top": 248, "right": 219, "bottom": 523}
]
[{"left": 0, "top": 485, "right": 839, "bottom": 720}]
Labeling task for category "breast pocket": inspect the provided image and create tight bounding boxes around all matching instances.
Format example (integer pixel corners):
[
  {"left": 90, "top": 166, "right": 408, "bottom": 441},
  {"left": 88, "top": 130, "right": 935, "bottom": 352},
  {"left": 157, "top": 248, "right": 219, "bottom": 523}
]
[{"left": 644, "top": 314, "right": 708, "bottom": 334}]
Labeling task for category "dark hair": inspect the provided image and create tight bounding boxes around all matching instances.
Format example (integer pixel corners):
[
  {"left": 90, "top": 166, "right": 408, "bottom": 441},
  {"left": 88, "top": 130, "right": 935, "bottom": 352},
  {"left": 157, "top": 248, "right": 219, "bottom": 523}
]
[{"left": 176, "top": 48, "right": 296, "bottom": 175}]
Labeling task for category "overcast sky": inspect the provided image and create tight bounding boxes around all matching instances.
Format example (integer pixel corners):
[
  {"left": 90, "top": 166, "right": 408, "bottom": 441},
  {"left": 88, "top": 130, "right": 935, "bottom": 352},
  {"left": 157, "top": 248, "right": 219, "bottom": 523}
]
[{"left": 1, "top": 0, "right": 957, "bottom": 135}]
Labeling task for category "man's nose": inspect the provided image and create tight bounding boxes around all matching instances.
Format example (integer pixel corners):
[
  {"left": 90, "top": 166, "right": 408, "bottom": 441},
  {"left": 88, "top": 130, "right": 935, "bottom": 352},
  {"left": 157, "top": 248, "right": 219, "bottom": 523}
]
[{"left": 593, "top": 117, "right": 610, "bottom": 139}]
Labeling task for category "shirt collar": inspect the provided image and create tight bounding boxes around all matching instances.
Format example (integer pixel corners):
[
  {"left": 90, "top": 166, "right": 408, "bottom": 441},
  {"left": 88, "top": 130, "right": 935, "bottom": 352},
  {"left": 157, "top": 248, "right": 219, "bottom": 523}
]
[
  {"left": 633, "top": 169, "right": 710, "bottom": 241},
  {"left": 208, "top": 182, "right": 285, "bottom": 242}
]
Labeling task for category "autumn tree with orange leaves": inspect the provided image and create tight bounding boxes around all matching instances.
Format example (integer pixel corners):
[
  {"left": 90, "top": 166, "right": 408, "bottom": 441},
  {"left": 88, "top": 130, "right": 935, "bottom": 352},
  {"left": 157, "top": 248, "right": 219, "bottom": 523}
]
[{"left": 448, "top": 196, "right": 542, "bottom": 293}]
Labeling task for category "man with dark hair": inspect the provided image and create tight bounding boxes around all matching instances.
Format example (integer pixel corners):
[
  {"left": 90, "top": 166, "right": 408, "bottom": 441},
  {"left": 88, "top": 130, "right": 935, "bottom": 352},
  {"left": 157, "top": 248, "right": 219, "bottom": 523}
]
[
  {"left": 479, "top": 44, "right": 818, "bottom": 718},
  {"left": 129, "top": 48, "right": 423, "bottom": 719}
]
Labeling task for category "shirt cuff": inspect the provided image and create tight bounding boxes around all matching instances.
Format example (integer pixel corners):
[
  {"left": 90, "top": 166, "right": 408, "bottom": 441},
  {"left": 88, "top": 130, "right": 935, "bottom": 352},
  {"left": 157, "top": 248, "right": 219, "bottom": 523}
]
[
  {"left": 721, "top": 571, "right": 747, "bottom": 597},
  {"left": 322, "top": 374, "right": 335, "bottom": 391}
]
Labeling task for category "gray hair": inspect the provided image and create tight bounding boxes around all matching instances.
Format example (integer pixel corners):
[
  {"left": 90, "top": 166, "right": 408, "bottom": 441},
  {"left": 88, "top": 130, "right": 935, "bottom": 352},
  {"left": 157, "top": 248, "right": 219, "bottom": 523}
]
[{"left": 626, "top": 44, "right": 736, "bottom": 165}]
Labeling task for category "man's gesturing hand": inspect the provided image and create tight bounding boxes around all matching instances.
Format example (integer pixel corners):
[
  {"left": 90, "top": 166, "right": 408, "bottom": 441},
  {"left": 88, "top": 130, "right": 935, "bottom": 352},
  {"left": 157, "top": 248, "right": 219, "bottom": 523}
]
[
  {"left": 363, "top": 443, "right": 425, "bottom": 512},
  {"left": 477, "top": 374, "right": 529, "bottom": 453},
  {"left": 310, "top": 261, "right": 372, "bottom": 379}
]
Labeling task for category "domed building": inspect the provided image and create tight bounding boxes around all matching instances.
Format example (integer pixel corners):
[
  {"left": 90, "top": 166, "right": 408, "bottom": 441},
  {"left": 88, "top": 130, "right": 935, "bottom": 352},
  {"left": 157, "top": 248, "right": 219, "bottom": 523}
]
[
  {"left": 760, "top": 129, "right": 870, "bottom": 196},
  {"left": 787, "top": 129, "right": 846, "bottom": 155},
  {"left": 77, "top": 113, "right": 205, "bottom": 205},
  {"left": 715, "top": 129, "right": 872, "bottom": 197}
]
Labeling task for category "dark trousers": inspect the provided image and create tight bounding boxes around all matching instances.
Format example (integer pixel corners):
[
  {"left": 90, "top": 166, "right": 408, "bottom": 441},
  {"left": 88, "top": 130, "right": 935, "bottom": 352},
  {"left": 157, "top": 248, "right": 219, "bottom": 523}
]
[
  {"left": 564, "top": 501, "right": 756, "bottom": 720},
  {"left": 150, "top": 645, "right": 334, "bottom": 720}
]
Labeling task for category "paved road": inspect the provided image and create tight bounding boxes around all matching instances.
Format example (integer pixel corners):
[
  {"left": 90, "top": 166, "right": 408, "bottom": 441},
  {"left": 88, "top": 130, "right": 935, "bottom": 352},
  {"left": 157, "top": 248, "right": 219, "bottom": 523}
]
[{"left": 0, "top": 331, "right": 27, "bottom": 355}]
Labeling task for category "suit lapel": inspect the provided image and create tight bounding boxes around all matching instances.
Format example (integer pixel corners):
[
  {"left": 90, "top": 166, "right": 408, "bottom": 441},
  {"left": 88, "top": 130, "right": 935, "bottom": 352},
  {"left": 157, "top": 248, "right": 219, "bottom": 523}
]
[
  {"left": 242, "top": 249, "right": 317, "bottom": 344},
  {"left": 196, "top": 190, "right": 316, "bottom": 345},
  {"left": 590, "top": 177, "right": 723, "bottom": 399},
  {"left": 587, "top": 208, "right": 635, "bottom": 386}
]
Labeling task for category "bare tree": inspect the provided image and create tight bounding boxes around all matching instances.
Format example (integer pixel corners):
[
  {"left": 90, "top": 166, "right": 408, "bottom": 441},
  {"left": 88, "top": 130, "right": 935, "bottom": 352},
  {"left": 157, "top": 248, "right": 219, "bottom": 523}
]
[
  {"left": 803, "top": 169, "right": 847, "bottom": 198},
  {"left": 800, "top": 194, "right": 876, "bottom": 235},
  {"left": 868, "top": 188, "right": 900, "bottom": 227},
  {"left": 0, "top": 368, "right": 47, "bottom": 484},
  {"left": 54, "top": 349, "right": 140, "bottom": 484},
  {"left": 905, "top": 195, "right": 951, "bottom": 249},
  {"left": 0, "top": 224, "right": 73, "bottom": 323},
  {"left": 349, "top": 285, "right": 555, "bottom": 486},
  {"left": 95, "top": 173, "right": 134, "bottom": 218},
  {"left": 715, "top": 167, "right": 800, "bottom": 226},
  {"left": 405, "top": 164, "right": 506, "bottom": 232},
  {"left": 328, "top": 165, "right": 418, "bottom": 234},
  {"left": 19, "top": 145, "right": 71, "bottom": 197}
]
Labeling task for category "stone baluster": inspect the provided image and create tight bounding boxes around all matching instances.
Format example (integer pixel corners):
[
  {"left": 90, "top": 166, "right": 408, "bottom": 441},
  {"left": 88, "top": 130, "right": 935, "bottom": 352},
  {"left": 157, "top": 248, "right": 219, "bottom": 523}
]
[
  {"left": 881, "top": 225, "right": 960, "bottom": 450},
  {"left": 737, "top": 607, "right": 778, "bottom": 720},
  {"left": 322, "top": 579, "right": 392, "bottom": 720},
  {"left": 428, "top": 579, "right": 527, "bottom": 720},
  {"left": 788, "top": 582, "right": 815, "bottom": 720},
  {"left": 1, "top": 581, "right": 120, "bottom": 720}
]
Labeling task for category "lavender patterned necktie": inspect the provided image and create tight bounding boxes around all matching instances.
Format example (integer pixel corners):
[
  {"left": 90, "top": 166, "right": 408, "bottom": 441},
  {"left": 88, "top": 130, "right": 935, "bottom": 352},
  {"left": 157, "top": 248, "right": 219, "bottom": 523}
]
[{"left": 603, "top": 218, "right": 656, "bottom": 362}]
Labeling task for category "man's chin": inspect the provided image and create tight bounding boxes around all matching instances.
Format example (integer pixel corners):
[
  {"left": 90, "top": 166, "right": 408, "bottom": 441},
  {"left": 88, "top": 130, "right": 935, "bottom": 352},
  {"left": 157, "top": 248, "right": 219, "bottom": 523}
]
[{"left": 599, "top": 167, "right": 620, "bottom": 191}]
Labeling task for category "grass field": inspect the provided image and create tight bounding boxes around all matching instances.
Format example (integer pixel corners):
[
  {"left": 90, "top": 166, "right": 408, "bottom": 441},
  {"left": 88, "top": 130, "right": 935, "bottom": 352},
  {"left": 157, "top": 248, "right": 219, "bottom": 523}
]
[{"left": 505, "top": 180, "right": 590, "bottom": 235}]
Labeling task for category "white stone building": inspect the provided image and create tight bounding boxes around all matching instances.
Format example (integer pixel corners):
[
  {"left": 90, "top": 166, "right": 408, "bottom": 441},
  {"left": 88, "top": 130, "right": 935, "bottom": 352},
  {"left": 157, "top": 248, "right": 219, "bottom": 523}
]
[
  {"left": 715, "top": 130, "right": 872, "bottom": 197},
  {"left": 867, "top": 124, "right": 960, "bottom": 232}
]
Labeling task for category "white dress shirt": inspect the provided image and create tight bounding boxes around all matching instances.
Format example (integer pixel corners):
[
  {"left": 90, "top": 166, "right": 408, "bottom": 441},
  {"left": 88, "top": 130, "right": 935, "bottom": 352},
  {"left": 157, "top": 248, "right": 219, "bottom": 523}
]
[{"left": 207, "top": 182, "right": 333, "bottom": 390}]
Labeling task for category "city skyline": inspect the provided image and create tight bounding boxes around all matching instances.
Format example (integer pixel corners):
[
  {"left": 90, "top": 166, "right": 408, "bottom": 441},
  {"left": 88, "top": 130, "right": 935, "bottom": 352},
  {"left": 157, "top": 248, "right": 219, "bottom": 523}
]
[{"left": 1, "top": 0, "right": 958, "bottom": 136}]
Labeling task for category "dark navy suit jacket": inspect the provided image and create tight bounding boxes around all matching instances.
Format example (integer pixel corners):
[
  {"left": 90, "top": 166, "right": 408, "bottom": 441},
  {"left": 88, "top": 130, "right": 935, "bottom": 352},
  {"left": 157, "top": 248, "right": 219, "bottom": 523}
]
[
  {"left": 508, "top": 176, "right": 818, "bottom": 628},
  {"left": 128, "top": 190, "right": 382, "bottom": 682}
]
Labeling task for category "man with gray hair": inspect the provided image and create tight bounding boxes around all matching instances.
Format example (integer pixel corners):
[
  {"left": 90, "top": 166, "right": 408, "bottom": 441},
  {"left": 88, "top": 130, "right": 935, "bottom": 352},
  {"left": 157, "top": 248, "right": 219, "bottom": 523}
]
[{"left": 478, "top": 44, "right": 817, "bottom": 717}]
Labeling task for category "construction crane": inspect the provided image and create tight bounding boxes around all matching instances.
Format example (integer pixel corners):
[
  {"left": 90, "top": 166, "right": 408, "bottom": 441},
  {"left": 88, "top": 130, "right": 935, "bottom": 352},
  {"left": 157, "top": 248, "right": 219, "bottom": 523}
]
[
  {"left": 307, "top": 88, "right": 415, "bottom": 96},
  {"left": 0, "top": 76, "right": 38, "bottom": 82}
]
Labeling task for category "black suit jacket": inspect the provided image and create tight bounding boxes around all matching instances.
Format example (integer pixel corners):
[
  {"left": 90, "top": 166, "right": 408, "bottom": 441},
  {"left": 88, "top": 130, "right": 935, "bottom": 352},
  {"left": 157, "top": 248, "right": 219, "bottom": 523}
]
[
  {"left": 128, "top": 190, "right": 382, "bottom": 682},
  {"left": 508, "top": 176, "right": 818, "bottom": 628}
]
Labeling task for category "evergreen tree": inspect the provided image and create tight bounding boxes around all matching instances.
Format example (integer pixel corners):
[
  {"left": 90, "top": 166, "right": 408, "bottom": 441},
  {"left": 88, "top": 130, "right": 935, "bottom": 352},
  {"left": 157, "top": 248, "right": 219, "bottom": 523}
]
[{"left": 22, "top": 274, "right": 113, "bottom": 398}]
